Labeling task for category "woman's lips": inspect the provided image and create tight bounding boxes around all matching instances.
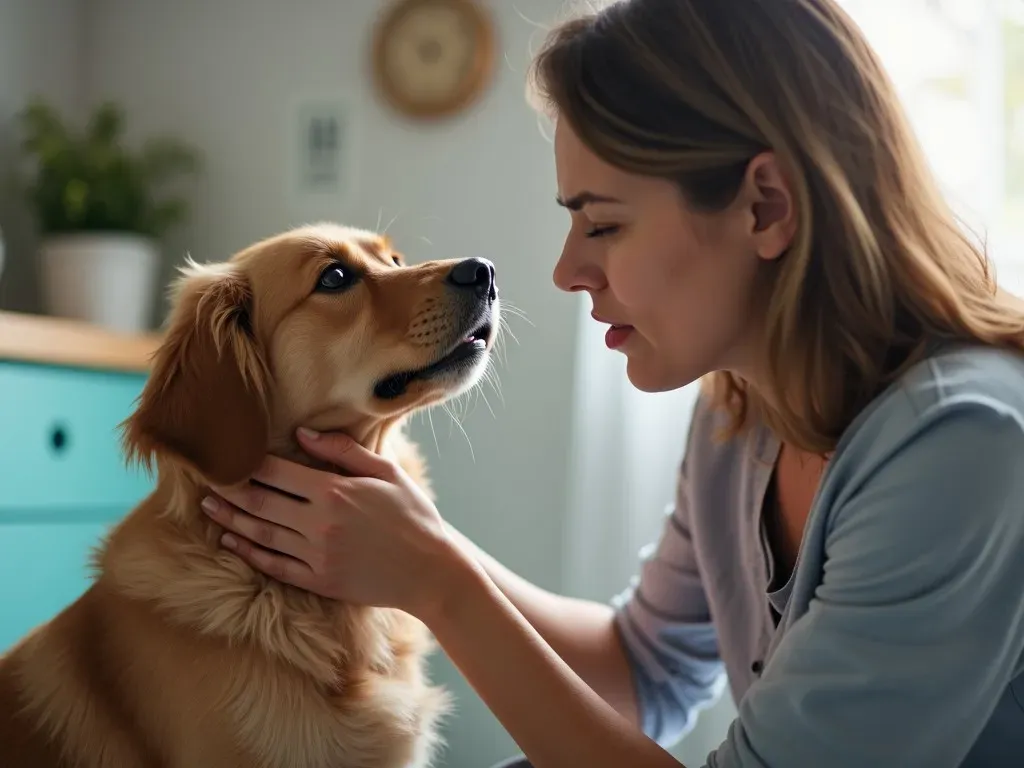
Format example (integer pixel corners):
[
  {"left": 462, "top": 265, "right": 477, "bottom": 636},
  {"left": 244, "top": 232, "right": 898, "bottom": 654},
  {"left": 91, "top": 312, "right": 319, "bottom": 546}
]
[
  {"left": 605, "top": 325, "right": 634, "bottom": 349},
  {"left": 591, "top": 312, "right": 634, "bottom": 350}
]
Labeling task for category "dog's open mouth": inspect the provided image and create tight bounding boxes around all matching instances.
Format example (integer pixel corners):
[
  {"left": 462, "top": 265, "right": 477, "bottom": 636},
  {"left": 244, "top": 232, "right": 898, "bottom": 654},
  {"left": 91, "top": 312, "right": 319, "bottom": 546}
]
[{"left": 374, "top": 320, "right": 493, "bottom": 400}]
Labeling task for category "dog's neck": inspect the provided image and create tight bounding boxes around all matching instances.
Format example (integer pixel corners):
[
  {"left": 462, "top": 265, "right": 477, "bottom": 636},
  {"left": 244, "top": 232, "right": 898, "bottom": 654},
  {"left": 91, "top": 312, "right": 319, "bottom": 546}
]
[
  {"left": 97, "top": 417, "right": 411, "bottom": 684},
  {"left": 100, "top": 416, "right": 413, "bottom": 684},
  {"left": 266, "top": 415, "right": 406, "bottom": 474}
]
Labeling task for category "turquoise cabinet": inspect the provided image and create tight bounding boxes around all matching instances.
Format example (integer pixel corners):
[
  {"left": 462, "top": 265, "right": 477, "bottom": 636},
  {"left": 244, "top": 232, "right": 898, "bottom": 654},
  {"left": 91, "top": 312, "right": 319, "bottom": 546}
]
[{"left": 0, "top": 359, "right": 154, "bottom": 651}]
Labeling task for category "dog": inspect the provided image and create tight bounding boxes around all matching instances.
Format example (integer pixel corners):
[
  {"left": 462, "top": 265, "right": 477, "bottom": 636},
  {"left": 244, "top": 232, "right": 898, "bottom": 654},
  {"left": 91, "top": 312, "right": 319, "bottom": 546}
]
[{"left": 0, "top": 222, "right": 501, "bottom": 767}]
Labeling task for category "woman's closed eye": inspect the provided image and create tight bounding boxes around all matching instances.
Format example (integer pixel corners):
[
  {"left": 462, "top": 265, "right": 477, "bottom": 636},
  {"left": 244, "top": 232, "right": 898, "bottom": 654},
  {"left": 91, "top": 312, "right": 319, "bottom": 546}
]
[{"left": 585, "top": 224, "right": 620, "bottom": 239}]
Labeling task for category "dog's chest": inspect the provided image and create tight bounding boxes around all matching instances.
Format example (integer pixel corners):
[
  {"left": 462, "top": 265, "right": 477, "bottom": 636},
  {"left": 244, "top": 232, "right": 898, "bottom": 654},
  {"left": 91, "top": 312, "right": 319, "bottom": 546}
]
[{"left": 212, "top": 657, "right": 445, "bottom": 768}]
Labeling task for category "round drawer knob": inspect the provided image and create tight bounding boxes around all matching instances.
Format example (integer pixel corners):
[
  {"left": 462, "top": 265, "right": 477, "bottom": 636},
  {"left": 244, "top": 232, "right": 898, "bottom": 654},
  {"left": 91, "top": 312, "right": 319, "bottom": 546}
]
[{"left": 49, "top": 424, "right": 69, "bottom": 454}]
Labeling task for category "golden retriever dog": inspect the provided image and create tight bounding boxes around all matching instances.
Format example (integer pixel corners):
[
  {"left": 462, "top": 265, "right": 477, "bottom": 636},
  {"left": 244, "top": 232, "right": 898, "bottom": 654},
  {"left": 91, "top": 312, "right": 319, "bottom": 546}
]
[{"left": 0, "top": 222, "right": 501, "bottom": 767}]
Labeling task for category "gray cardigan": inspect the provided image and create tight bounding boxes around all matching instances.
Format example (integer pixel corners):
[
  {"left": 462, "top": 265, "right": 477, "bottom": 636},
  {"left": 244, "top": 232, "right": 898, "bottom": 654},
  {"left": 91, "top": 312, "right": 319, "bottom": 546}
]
[{"left": 612, "top": 343, "right": 1024, "bottom": 767}]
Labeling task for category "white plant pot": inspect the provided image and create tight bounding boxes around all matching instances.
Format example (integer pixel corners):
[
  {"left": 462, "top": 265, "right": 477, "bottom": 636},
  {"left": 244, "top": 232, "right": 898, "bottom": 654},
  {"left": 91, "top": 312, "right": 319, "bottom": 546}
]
[{"left": 39, "top": 232, "right": 160, "bottom": 333}]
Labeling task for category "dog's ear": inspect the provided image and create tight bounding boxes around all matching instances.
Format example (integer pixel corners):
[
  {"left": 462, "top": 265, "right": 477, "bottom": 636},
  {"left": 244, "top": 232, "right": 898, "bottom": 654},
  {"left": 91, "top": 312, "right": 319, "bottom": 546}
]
[{"left": 121, "top": 261, "right": 271, "bottom": 487}]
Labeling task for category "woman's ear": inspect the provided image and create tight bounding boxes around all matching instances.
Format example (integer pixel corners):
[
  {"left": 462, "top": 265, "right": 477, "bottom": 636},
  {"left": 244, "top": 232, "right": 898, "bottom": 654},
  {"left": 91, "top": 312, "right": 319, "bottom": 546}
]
[
  {"left": 121, "top": 261, "right": 271, "bottom": 487},
  {"left": 745, "top": 152, "right": 797, "bottom": 261}
]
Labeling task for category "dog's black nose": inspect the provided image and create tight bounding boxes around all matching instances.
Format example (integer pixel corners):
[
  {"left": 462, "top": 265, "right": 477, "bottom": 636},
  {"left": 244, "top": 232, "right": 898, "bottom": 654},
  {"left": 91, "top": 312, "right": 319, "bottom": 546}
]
[{"left": 447, "top": 257, "right": 496, "bottom": 301}]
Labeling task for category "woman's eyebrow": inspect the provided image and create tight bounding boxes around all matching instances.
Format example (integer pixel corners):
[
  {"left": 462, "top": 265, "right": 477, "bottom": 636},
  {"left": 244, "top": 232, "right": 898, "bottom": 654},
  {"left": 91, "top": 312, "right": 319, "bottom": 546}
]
[{"left": 555, "top": 191, "right": 623, "bottom": 211}]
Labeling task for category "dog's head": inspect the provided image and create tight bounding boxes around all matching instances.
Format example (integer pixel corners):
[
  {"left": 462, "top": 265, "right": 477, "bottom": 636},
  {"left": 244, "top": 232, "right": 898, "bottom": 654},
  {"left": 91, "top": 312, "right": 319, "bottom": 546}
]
[{"left": 122, "top": 222, "right": 500, "bottom": 487}]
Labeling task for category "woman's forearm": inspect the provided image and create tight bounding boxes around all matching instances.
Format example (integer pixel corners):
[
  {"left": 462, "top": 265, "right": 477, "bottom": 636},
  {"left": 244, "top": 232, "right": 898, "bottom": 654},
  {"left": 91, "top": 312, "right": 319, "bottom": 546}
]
[
  {"left": 426, "top": 551, "right": 684, "bottom": 768},
  {"left": 444, "top": 525, "right": 640, "bottom": 724}
]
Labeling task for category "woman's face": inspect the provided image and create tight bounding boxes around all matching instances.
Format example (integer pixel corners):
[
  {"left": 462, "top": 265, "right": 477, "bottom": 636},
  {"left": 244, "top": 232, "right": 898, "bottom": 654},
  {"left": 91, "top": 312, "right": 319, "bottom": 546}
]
[{"left": 552, "top": 119, "right": 795, "bottom": 392}]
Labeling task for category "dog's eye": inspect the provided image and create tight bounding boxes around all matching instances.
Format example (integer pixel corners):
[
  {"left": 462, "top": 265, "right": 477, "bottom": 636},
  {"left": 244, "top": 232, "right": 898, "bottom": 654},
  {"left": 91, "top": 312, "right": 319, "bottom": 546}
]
[
  {"left": 316, "top": 263, "right": 354, "bottom": 292},
  {"left": 392, "top": 255, "right": 402, "bottom": 266}
]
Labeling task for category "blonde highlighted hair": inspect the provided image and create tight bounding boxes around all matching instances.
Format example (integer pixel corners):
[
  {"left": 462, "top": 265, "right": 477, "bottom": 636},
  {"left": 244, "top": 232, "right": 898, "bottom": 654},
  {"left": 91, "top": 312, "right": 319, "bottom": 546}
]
[{"left": 528, "top": 0, "right": 1024, "bottom": 453}]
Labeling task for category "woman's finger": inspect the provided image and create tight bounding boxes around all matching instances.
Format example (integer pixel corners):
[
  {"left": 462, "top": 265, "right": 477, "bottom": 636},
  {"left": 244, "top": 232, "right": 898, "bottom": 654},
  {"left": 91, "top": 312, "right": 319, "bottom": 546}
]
[
  {"left": 209, "top": 480, "right": 306, "bottom": 531},
  {"left": 220, "top": 532, "right": 320, "bottom": 591},
  {"left": 249, "top": 453, "right": 328, "bottom": 501},
  {"left": 201, "top": 494, "right": 312, "bottom": 565},
  {"left": 296, "top": 428, "right": 398, "bottom": 480}
]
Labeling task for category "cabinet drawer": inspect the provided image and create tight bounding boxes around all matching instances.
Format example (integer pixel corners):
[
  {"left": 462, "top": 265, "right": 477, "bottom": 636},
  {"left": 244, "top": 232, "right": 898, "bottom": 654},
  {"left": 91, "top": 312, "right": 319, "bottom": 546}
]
[
  {"left": 0, "top": 361, "right": 154, "bottom": 511},
  {"left": 0, "top": 509, "right": 124, "bottom": 651}
]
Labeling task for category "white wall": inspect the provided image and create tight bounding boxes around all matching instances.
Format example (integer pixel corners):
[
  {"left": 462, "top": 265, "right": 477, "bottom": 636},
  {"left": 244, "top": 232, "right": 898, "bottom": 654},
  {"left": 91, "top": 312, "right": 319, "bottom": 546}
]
[
  {"left": 0, "top": 0, "right": 85, "bottom": 311},
  {"left": 84, "top": 1, "right": 581, "bottom": 765}
]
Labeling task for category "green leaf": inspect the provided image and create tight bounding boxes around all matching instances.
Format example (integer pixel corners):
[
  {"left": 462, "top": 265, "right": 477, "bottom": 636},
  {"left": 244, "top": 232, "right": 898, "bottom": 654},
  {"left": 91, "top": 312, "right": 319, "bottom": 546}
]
[
  {"left": 62, "top": 179, "right": 89, "bottom": 225},
  {"left": 14, "top": 97, "right": 202, "bottom": 240},
  {"left": 87, "top": 102, "right": 123, "bottom": 147}
]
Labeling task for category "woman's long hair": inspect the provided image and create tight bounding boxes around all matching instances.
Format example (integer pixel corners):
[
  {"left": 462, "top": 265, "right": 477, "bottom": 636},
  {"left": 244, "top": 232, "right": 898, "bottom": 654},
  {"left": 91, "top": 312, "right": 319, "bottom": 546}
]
[{"left": 528, "top": 0, "right": 1024, "bottom": 453}]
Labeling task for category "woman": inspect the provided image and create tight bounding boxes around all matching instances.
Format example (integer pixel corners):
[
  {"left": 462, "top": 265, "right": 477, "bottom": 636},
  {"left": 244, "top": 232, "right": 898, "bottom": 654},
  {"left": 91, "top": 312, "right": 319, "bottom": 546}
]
[{"left": 200, "top": 0, "right": 1024, "bottom": 765}]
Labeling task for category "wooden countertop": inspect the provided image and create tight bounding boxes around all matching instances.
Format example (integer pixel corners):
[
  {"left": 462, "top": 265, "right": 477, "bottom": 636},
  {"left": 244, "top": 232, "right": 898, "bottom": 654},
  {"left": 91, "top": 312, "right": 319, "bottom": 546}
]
[{"left": 0, "top": 311, "right": 162, "bottom": 373}]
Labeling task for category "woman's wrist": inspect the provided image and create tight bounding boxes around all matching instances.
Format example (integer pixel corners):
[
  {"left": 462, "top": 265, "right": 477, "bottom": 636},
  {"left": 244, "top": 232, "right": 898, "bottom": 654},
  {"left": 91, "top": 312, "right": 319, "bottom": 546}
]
[
  {"left": 415, "top": 532, "right": 489, "bottom": 626},
  {"left": 411, "top": 533, "right": 681, "bottom": 768}
]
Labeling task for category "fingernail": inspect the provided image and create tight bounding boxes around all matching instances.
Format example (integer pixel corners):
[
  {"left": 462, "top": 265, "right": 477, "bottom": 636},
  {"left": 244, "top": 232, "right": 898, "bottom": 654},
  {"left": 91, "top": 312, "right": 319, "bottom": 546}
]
[
  {"left": 221, "top": 533, "right": 237, "bottom": 550},
  {"left": 201, "top": 496, "right": 219, "bottom": 515},
  {"left": 297, "top": 427, "right": 320, "bottom": 440}
]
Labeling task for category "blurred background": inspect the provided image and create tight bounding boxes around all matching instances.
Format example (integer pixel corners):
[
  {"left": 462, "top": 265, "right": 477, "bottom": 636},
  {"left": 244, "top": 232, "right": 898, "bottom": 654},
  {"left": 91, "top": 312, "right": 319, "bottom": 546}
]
[{"left": 0, "top": 1, "right": 1022, "bottom": 766}]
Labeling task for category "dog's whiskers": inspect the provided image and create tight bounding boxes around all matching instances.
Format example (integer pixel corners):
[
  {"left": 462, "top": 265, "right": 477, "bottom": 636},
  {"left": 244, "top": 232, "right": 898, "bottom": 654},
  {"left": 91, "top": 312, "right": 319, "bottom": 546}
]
[
  {"left": 481, "top": 361, "right": 505, "bottom": 409},
  {"left": 490, "top": 318, "right": 516, "bottom": 369},
  {"left": 477, "top": 381, "right": 498, "bottom": 420},
  {"left": 496, "top": 323, "right": 515, "bottom": 366},
  {"left": 499, "top": 300, "right": 533, "bottom": 327},
  {"left": 476, "top": 367, "right": 502, "bottom": 420},
  {"left": 441, "top": 401, "right": 475, "bottom": 462},
  {"left": 426, "top": 408, "right": 441, "bottom": 456},
  {"left": 495, "top": 300, "right": 530, "bottom": 363},
  {"left": 453, "top": 389, "right": 474, "bottom": 423}
]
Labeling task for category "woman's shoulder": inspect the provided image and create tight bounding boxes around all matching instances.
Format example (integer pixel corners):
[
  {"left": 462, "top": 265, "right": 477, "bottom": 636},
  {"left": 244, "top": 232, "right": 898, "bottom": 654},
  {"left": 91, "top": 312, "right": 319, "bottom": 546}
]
[
  {"left": 901, "top": 342, "right": 1024, "bottom": 413},
  {"left": 809, "top": 343, "right": 1024, "bottom": 629},
  {"left": 833, "top": 342, "right": 1024, "bottom": 483},
  {"left": 684, "top": 343, "right": 1024, "bottom": 480}
]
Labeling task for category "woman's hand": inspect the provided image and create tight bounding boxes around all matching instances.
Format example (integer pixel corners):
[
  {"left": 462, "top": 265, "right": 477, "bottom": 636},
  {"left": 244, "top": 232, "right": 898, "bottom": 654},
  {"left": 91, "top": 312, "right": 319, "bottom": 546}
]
[
  {"left": 203, "top": 432, "right": 679, "bottom": 768},
  {"left": 199, "top": 427, "right": 468, "bottom": 618}
]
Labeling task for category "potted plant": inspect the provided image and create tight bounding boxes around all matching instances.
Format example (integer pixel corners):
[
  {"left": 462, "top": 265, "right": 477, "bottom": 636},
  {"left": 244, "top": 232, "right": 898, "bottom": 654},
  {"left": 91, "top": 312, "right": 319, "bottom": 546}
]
[{"left": 17, "top": 98, "right": 201, "bottom": 333}]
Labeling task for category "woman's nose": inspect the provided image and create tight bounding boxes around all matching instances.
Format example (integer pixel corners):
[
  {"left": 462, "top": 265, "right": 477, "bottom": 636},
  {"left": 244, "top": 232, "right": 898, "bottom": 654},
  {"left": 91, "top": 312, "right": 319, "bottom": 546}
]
[{"left": 552, "top": 241, "right": 606, "bottom": 294}]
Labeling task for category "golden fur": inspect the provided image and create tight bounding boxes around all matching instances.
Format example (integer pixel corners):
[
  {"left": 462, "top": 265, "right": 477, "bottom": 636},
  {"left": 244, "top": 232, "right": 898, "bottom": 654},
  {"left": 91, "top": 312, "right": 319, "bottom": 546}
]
[{"left": 0, "top": 222, "right": 501, "bottom": 767}]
